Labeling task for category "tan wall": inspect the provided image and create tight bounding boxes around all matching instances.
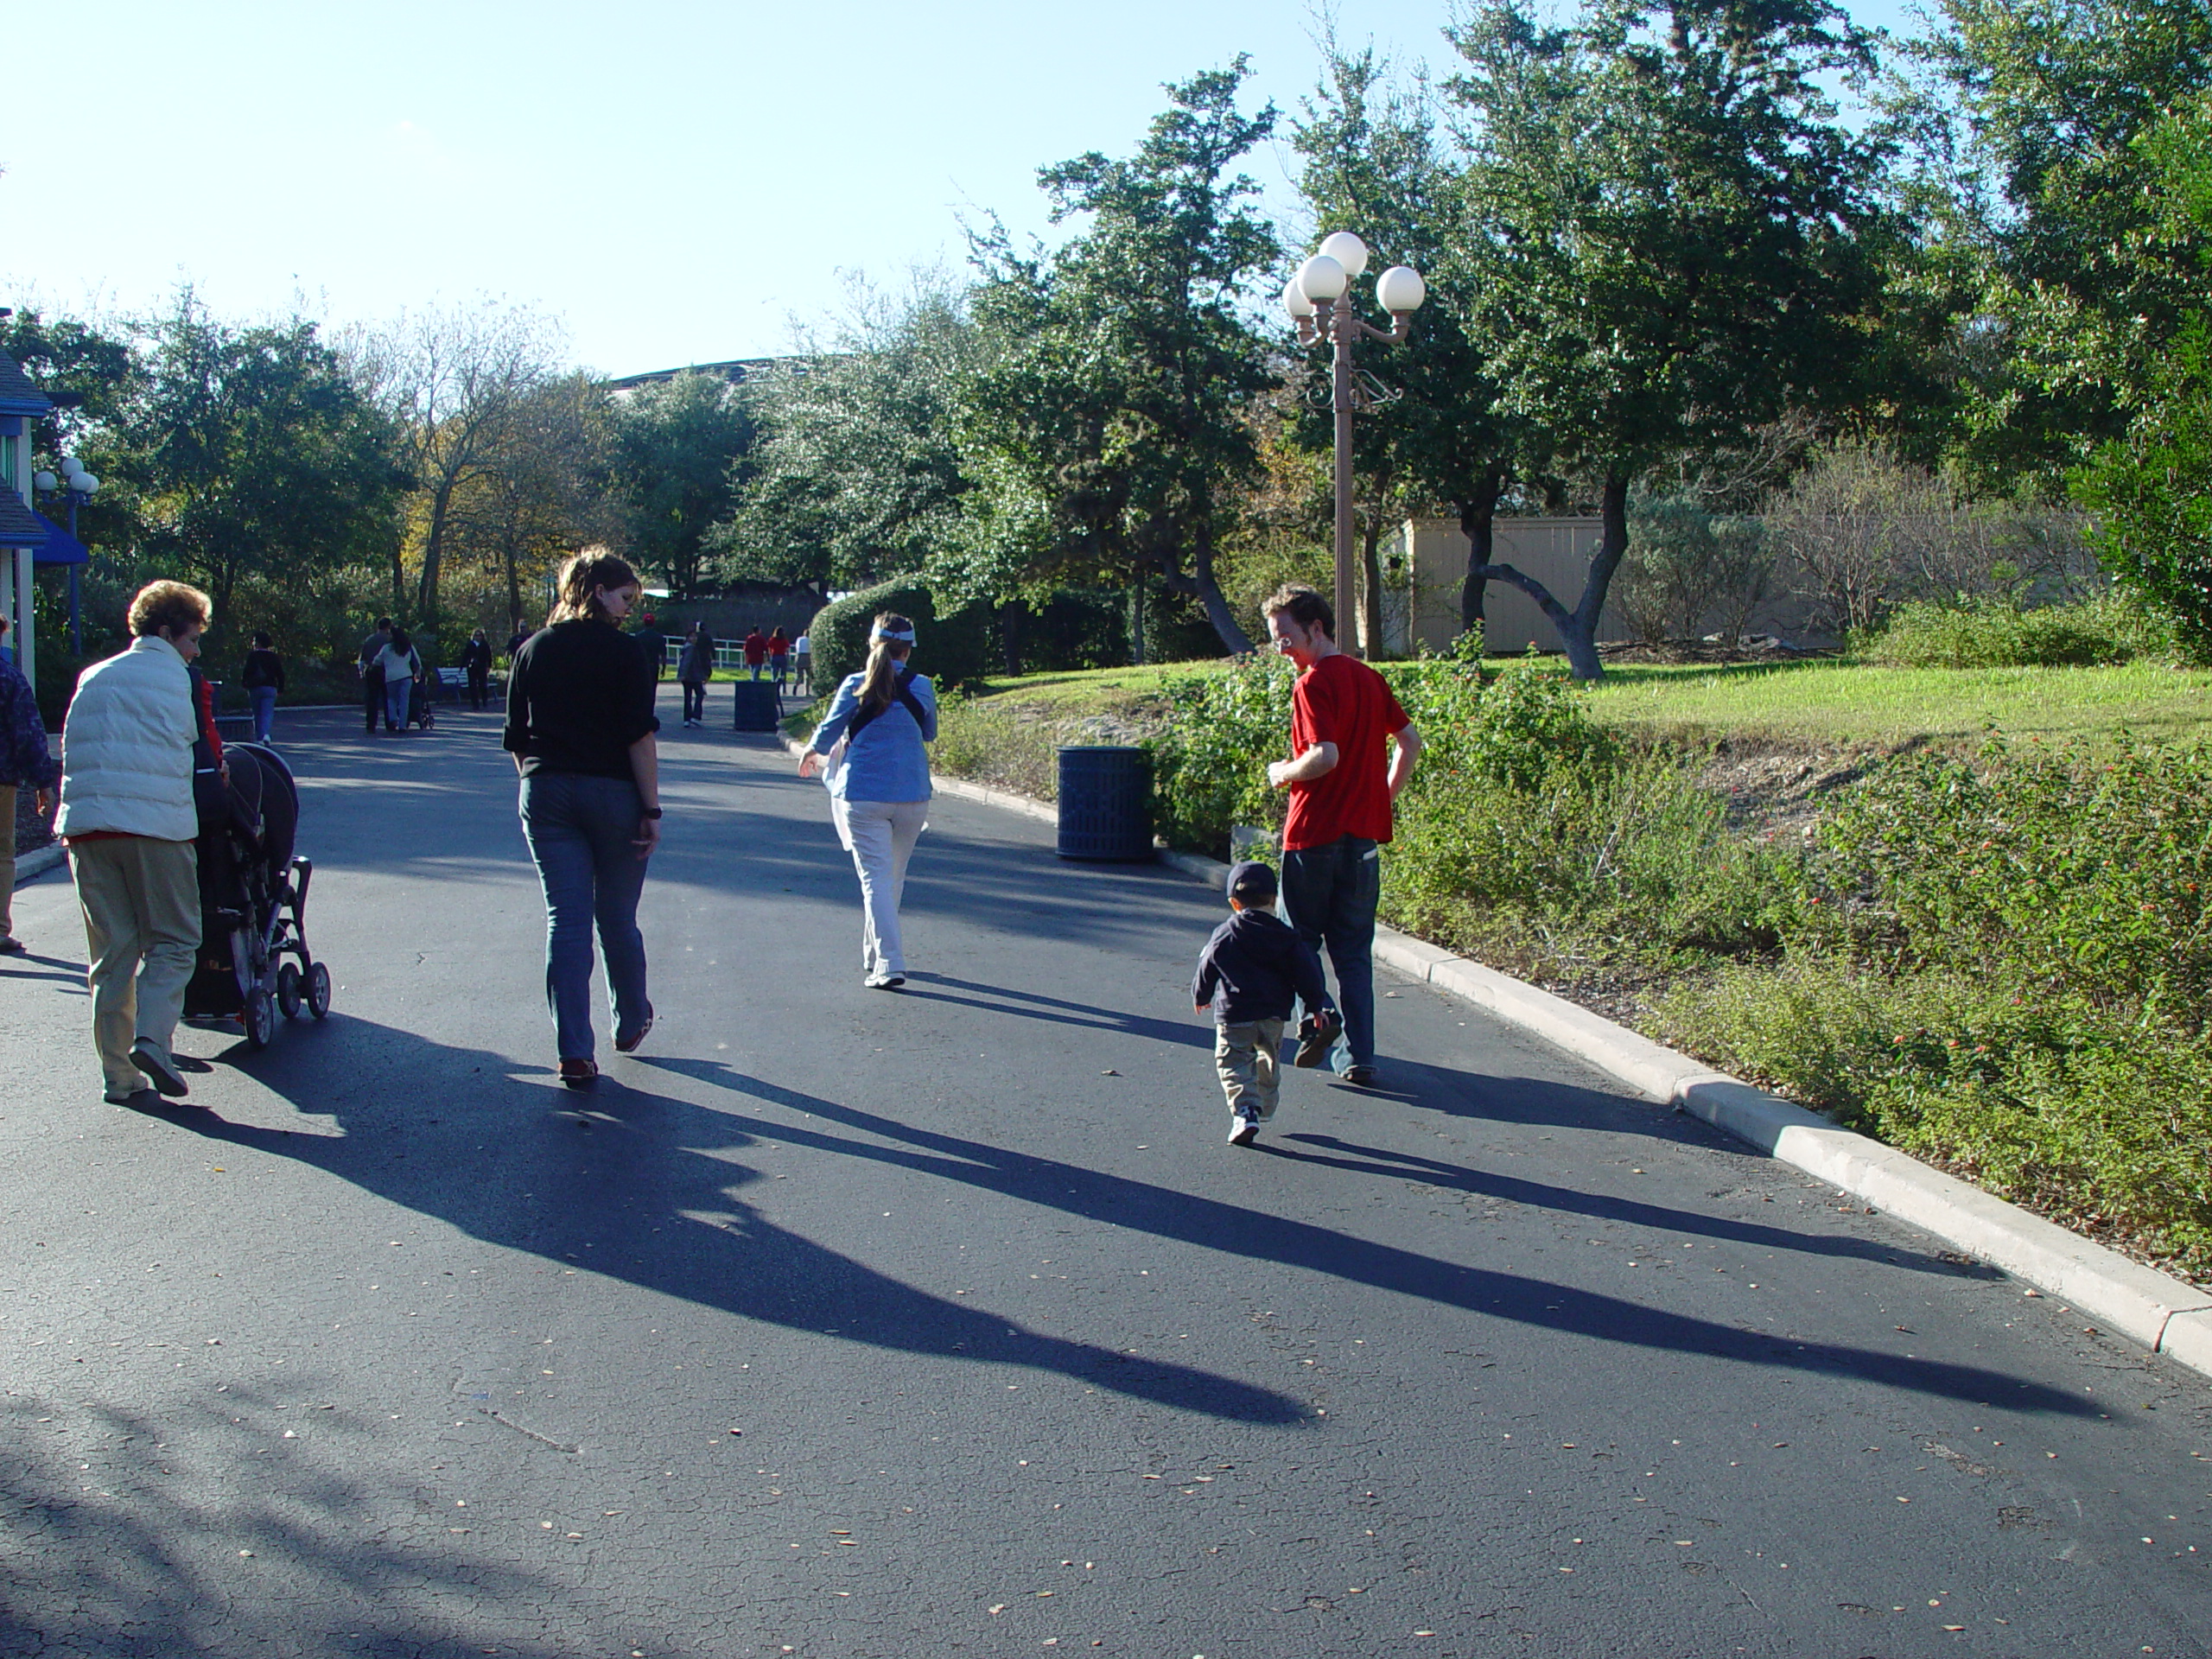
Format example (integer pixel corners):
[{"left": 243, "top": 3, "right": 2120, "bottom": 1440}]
[{"left": 1395, "top": 517, "right": 1614, "bottom": 655}]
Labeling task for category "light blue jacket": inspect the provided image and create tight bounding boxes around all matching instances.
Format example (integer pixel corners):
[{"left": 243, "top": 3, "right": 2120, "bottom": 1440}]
[{"left": 810, "top": 670, "right": 936, "bottom": 803}]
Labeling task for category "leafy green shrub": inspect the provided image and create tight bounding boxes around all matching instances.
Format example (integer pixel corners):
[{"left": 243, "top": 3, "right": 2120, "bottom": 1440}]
[
  {"left": 1854, "top": 594, "right": 2167, "bottom": 668},
  {"left": 1145, "top": 651, "right": 1297, "bottom": 856},
  {"left": 808, "top": 575, "right": 1000, "bottom": 691},
  {"left": 1654, "top": 960, "right": 2212, "bottom": 1275}
]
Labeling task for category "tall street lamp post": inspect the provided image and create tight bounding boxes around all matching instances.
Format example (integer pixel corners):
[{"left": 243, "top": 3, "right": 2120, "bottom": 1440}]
[
  {"left": 1282, "top": 231, "right": 1426, "bottom": 657},
  {"left": 33, "top": 456, "right": 99, "bottom": 655}
]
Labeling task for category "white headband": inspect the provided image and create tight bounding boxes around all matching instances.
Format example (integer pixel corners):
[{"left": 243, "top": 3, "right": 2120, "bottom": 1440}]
[{"left": 872, "top": 626, "right": 916, "bottom": 644}]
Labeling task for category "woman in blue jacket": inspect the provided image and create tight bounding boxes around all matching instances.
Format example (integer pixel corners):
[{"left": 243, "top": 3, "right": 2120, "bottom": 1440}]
[{"left": 798, "top": 613, "right": 935, "bottom": 989}]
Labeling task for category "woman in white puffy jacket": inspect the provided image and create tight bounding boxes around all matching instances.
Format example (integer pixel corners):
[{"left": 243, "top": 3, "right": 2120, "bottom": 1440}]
[{"left": 54, "top": 580, "right": 212, "bottom": 1104}]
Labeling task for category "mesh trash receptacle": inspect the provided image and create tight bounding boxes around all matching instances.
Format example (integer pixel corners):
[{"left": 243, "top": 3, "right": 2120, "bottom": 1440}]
[
  {"left": 1057, "top": 746, "right": 1154, "bottom": 861},
  {"left": 731, "top": 681, "right": 781, "bottom": 732}
]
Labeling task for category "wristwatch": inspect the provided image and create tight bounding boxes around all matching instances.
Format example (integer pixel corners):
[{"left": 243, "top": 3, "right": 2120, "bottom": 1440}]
[{"left": 642, "top": 808, "right": 664, "bottom": 820}]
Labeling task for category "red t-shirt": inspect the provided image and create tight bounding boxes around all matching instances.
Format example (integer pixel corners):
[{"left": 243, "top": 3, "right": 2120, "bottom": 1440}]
[{"left": 1282, "top": 653, "right": 1409, "bottom": 851}]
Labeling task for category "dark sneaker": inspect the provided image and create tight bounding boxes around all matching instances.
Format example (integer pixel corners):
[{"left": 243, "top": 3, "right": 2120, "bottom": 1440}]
[
  {"left": 558, "top": 1058, "right": 599, "bottom": 1090},
  {"left": 104, "top": 1083, "right": 152, "bottom": 1106},
  {"left": 130, "top": 1040, "right": 189, "bottom": 1098},
  {"left": 0, "top": 937, "right": 28, "bottom": 957},
  {"left": 1294, "top": 1008, "right": 1343, "bottom": 1068},
  {"left": 1338, "top": 1062, "right": 1377, "bottom": 1087},
  {"left": 1227, "top": 1114, "right": 1259, "bottom": 1147}
]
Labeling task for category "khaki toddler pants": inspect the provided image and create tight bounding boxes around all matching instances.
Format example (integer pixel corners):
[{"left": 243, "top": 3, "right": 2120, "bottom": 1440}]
[{"left": 1214, "top": 1018, "right": 1285, "bottom": 1122}]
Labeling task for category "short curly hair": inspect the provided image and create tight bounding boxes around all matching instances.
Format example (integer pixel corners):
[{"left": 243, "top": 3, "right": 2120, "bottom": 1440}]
[{"left": 127, "top": 580, "right": 213, "bottom": 639}]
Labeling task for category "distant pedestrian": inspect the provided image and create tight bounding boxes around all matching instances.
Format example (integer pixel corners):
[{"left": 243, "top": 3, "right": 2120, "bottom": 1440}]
[
  {"left": 505, "top": 624, "right": 531, "bottom": 662},
  {"left": 634, "top": 612, "right": 666, "bottom": 683},
  {"left": 0, "top": 613, "right": 60, "bottom": 958},
  {"left": 677, "top": 620, "right": 713, "bottom": 727},
  {"left": 1262, "top": 584, "right": 1421, "bottom": 1086},
  {"left": 798, "top": 612, "right": 935, "bottom": 989},
  {"left": 742, "top": 627, "right": 768, "bottom": 682},
  {"left": 55, "top": 581, "right": 211, "bottom": 1103},
  {"left": 1193, "top": 860, "right": 1340, "bottom": 1146},
  {"left": 768, "top": 627, "right": 791, "bottom": 691},
  {"left": 460, "top": 628, "right": 494, "bottom": 709},
  {"left": 504, "top": 549, "right": 661, "bottom": 1088},
  {"left": 791, "top": 629, "right": 811, "bottom": 696},
  {"left": 376, "top": 628, "right": 422, "bottom": 732},
  {"left": 241, "top": 630, "right": 285, "bottom": 743},
  {"left": 358, "top": 617, "right": 393, "bottom": 735}
]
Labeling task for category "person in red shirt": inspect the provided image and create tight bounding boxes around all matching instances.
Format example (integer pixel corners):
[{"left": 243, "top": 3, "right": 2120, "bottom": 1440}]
[
  {"left": 1262, "top": 584, "right": 1421, "bottom": 1084},
  {"left": 742, "top": 628, "right": 769, "bottom": 681}
]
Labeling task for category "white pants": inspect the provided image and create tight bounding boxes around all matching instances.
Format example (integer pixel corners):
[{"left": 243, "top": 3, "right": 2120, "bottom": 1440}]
[{"left": 831, "top": 796, "right": 928, "bottom": 976}]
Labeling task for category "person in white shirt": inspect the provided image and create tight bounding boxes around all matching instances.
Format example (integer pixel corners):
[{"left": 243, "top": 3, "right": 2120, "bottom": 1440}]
[{"left": 55, "top": 581, "right": 212, "bottom": 1103}]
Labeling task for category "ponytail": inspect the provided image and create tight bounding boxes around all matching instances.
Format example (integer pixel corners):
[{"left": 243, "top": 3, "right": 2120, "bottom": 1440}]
[{"left": 856, "top": 613, "right": 916, "bottom": 715}]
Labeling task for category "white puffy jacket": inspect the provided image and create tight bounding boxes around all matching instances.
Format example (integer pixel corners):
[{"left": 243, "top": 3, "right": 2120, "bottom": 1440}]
[{"left": 54, "top": 636, "right": 198, "bottom": 842}]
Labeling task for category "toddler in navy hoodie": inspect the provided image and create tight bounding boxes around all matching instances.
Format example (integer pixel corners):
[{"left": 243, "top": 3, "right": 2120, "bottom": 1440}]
[{"left": 1192, "top": 860, "right": 1341, "bottom": 1146}]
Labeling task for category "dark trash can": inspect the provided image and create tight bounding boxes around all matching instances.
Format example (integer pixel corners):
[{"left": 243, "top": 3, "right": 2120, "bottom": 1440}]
[
  {"left": 1057, "top": 746, "right": 1154, "bottom": 861},
  {"left": 731, "top": 680, "right": 782, "bottom": 733}
]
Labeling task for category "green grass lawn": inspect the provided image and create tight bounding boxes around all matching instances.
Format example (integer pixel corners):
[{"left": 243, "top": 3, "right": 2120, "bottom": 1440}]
[
  {"left": 1580, "top": 658, "right": 2212, "bottom": 747},
  {"left": 965, "top": 655, "right": 2212, "bottom": 750}
]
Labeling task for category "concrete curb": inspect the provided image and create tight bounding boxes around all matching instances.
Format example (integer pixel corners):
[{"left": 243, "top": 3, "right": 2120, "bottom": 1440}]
[
  {"left": 1159, "top": 844, "right": 2212, "bottom": 1382},
  {"left": 12, "top": 844, "right": 65, "bottom": 885}
]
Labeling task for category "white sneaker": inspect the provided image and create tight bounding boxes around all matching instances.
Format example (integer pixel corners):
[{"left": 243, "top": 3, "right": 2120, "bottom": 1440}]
[
  {"left": 865, "top": 971, "right": 906, "bottom": 990},
  {"left": 1227, "top": 1113, "right": 1259, "bottom": 1146}
]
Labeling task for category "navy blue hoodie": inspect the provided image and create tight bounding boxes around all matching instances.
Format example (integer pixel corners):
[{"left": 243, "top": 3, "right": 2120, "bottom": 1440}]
[{"left": 1192, "top": 906, "right": 1332, "bottom": 1026}]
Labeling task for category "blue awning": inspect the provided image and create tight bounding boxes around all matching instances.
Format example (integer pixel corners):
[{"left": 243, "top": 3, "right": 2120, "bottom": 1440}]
[{"left": 34, "top": 511, "right": 88, "bottom": 566}]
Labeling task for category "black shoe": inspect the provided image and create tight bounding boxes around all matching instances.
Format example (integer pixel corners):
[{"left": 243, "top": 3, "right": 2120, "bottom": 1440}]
[
  {"left": 0, "top": 937, "right": 27, "bottom": 957},
  {"left": 1294, "top": 1008, "right": 1342, "bottom": 1068},
  {"left": 1337, "top": 1062, "right": 1377, "bottom": 1087}
]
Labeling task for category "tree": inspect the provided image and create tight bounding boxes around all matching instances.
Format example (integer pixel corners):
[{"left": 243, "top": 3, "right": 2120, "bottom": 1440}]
[
  {"left": 712, "top": 276, "right": 975, "bottom": 594},
  {"left": 460, "top": 372, "right": 618, "bottom": 633},
  {"left": 1446, "top": 0, "right": 1890, "bottom": 677},
  {"left": 1925, "top": 0, "right": 2212, "bottom": 485},
  {"left": 119, "top": 294, "right": 405, "bottom": 629},
  {"left": 956, "top": 61, "right": 1281, "bottom": 653},
  {"left": 373, "top": 300, "right": 563, "bottom": 624},
  {"left": 611, "top": 371, "right": 755, "bottom": 598}
]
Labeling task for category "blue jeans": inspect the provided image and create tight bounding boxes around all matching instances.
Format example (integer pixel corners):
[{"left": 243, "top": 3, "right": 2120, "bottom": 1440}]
[
  {"left": 249, "top": 686, "right": 277, "bottom": 743},
  {"left": 385, "top": 677, "right": 411, "bottom": 729},
  {"left": 518, "top": 772, "right": 652, "bottom": 1063},
  {"left": 1281, "top": 834, "right": 1381, "bottom": 1071}
]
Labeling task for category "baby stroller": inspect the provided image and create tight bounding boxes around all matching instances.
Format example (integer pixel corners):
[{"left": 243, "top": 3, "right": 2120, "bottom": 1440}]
[
  {"left": 183, "top": 741, "right": 334, "bottom": 1049},
  {"left": 406, "top": 672, "right": 436, "bottom": 731}
]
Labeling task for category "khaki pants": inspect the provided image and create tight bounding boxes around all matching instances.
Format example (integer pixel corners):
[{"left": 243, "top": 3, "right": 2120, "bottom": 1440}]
[
  {"left": 69, "top": 836, "right": 200, "bottom": 1095},
  {"left": 1215, "top": 1018, "right": 1285, "bottom": 1122},
  {"left": 1, "top": 783, "right": 15, "bottom": 942}
]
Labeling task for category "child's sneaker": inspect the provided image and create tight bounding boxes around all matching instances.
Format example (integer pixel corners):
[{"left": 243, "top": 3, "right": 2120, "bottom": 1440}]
[
  {"left": 1227, "top": 1112, "right": 1259, "bottom": 1147},
  {"left": 1294, "top": 1008, "right": 1343, "bottom": 1068}
]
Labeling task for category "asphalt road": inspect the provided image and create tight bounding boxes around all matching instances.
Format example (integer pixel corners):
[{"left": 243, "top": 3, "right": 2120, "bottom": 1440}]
[{"left": 2, "top": 690, "right": 2207, "bottom": 1659}]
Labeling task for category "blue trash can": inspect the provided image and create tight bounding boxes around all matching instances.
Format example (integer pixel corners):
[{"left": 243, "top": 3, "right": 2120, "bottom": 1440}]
[
  {"left": 1057, "top": 746, "right": 1154, "bottom": 861},
  {"left": 731, "top": 681, "right": 781, "bottom": 733}
]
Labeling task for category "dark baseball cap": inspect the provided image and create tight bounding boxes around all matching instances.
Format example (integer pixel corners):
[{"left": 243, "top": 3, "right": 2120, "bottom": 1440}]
[{"left": 1226, "top": 860, "right": 1278, "bottom": 902}]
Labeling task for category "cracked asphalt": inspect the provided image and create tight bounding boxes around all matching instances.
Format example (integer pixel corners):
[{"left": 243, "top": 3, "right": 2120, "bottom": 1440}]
[{"left": 1, "top": 691, "right": 2207, "bottom": 1658}]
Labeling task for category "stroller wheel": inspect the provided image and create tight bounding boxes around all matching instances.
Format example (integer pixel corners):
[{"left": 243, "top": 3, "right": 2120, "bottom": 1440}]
[
  {"left": 244, "top": 988, "right": 276, "bottom": 1051},
  {"left": 305, "top": 961, "right": 333, "bottom": 1020},
  {"left": 276, "top": 962, "right": 303, "bottom": 1020}
]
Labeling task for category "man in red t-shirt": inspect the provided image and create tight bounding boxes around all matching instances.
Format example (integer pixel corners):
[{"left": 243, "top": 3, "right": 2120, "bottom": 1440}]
[
  {"left": 1263, "top": 584, "right": 1421, "bottom": 1084},
  {"left": 743, "top": 629, "right": 770, "bottom": 681}
]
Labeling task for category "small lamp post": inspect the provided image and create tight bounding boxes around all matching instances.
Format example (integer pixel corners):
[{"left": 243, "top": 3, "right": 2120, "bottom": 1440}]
[
  {"left": 33, "top": 456, "right": 99, "bottom": 654},
  {"left": 1283, "top": 231, "right": 1426, "bottom": 656}
]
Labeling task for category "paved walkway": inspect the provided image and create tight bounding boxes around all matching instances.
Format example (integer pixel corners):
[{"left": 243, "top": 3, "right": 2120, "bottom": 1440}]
[{"left": 1, "top": 691, "right": 2205, "bottom": 1657}]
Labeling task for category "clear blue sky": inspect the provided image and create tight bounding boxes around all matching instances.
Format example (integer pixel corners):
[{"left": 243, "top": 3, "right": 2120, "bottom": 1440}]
[{"left": 3, "top": 0, "right": 1920, "bottom": 378}]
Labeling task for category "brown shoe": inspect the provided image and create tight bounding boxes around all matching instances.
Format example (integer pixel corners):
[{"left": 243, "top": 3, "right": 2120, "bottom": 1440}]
[{"left": 558, "top": 1058, "right": 599, "bottom": 1090}]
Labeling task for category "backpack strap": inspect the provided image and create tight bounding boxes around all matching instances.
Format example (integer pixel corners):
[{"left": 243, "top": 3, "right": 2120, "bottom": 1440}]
[{"left": 846, "top": 664, "right": 925, "bottom": 742}]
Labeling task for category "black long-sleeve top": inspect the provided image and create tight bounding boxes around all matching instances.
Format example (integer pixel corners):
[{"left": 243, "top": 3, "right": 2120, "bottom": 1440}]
[
  {"left": 1192, "top": 907, "right": 1332, "bottom": 1026},
  {"left": 502, "top": 619, "right": 658, "bottom": 780}
]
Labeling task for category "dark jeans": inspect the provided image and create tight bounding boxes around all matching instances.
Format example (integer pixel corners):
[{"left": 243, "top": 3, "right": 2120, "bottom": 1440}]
[
  {"left": 362, "top": 670, "right": 383, "bottom": 733},
  {"left": 682, "top": 681, "right": 707, "bottom": 721},
  {"left": 518, "top": 771, "right": 652, "bottom": 1063},
  {"left": 1281, "top": 833, "right": 1381, "bottom": 1071},
  {"left": 467, "top": 667, "right": 490, "bottom": 708}
]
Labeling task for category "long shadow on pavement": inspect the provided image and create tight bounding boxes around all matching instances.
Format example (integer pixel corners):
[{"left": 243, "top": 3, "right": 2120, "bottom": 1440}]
[
  {"left": 156, "top": 1020, "right": 1305, "bottom": 1428},
  {"left": 638, "top": 1057, "right": 2094, "bottom": 1417}
]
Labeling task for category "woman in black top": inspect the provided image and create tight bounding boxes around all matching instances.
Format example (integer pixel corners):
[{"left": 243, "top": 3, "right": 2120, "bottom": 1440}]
[
  {"left": 503, "top": 550, "right": 663, "bottom": 1088},
  {"left": 242, "top": 631, "right": 285, "bottom": 743},
  {"left": 460, "top": 627, "right": 494, "bottom": 709}
]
